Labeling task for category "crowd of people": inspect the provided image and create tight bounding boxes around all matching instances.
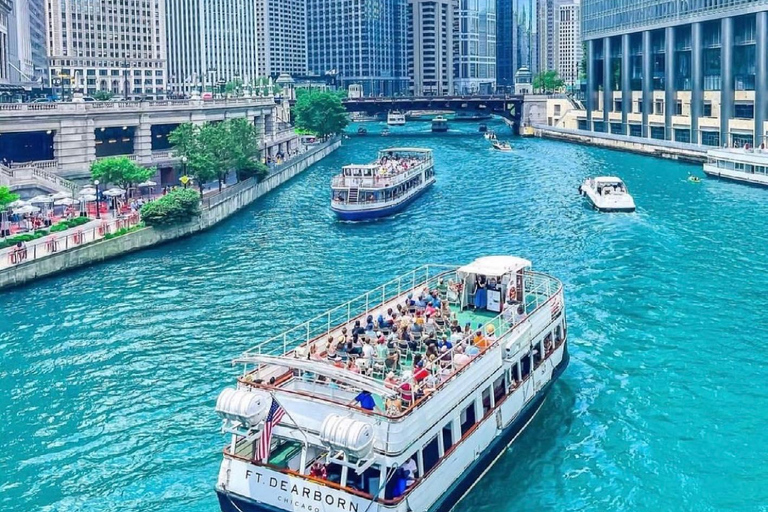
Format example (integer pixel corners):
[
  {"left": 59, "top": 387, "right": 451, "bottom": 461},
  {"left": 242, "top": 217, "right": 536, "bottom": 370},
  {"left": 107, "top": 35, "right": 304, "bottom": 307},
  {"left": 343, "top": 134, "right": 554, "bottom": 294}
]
[{"left": 377, "top": 152, "right": 426, "bottom": 177}]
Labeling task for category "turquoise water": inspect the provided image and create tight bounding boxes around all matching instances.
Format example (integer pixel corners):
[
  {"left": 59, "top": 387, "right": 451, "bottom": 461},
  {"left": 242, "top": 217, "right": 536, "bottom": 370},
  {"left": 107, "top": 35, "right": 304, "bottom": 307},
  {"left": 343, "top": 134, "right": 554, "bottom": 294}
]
[{"left": 2, "top": 123, "right": 768, "bottom": 512}]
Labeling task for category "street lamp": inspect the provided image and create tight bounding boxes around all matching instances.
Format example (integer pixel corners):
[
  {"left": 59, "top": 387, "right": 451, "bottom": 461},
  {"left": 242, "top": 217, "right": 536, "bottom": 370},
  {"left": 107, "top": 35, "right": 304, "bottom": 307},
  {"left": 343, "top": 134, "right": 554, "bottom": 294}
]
[
  {"left": 94, "top": 179, "right": 101, "bottom": 219},
  {"left": 180, "top": 155, "right": 189, "bottom": 188}
]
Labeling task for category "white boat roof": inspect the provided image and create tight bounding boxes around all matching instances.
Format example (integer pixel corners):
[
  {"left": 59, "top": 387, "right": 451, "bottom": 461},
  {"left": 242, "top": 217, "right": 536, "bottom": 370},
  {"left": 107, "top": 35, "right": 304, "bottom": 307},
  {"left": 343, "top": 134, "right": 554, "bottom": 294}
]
[
  {"left": 457, "top": 256, "right": 532, "bottom": 277},
  {"left": 594, "top": 176, "right": 624, "bottom": 183},
  {"left": 380, "top": 147, "right": 432, "bottom": 154},
  {"left": 707, "top": 148, "right": 768, "bottom": 165},
  {"left": 341, "top": 163, "right": 379, "bottom": 170}
]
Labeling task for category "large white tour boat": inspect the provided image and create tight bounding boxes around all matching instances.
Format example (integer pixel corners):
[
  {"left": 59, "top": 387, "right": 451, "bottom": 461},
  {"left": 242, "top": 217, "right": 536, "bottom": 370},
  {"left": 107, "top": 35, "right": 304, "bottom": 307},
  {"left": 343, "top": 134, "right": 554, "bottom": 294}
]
[
  {"left": 579, "top": 176, "right": 636, "bottom": 212},
  {"left": 387, "top": 111, "right": 406, "bottom": 126},
  {"left": 331, "top": 148, "right": 436, "bottom": 221},
  {"left": 703, "top": 148, "right": 768, "bottom": 187},
  {"left": 214, "top": 256, "right": 569, "bottom": 512}
]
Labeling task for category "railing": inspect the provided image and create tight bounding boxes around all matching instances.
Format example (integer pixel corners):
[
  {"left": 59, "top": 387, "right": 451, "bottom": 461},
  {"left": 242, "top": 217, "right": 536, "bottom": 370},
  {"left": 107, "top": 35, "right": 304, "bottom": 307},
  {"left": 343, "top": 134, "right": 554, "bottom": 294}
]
[
  {"left": 534, "top": 124, "right": 709, "bottom": 154},
  {"left": 0, "top": 214, "right": 141, "bottom": 271},
  {"left": 331, "top": 158, "right": 433, "bottom": 191},
  {"left": 0, "top": 97, "right": 277, "bottom": 115},
  {"left": 32, "top": 168, "right": 78, "bottom": 195}
]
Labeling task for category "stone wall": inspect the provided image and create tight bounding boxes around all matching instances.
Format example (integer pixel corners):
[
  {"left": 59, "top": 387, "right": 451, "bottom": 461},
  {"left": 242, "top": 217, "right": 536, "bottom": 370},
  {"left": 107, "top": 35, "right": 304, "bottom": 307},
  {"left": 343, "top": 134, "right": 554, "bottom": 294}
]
[{"left": 0, "top": 140, "right": 341, "bottom": 291}]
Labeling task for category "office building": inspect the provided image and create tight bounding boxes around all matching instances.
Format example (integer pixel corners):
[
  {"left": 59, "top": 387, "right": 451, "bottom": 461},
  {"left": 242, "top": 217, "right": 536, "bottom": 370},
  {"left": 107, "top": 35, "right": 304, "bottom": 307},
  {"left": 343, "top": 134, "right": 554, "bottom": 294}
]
[
  {"left": 497, "top": 0, "right": 537, "bottom": 90},
  {"left": 454, "top": 0, "right": 496, "bottom": 94},
  {"left": 538, "top": 0, "right": 557, "bottom": 73},
  {"left": 0, "top": 0, "right": 9, "bottom": 84},
  {"left": 256, "top": 0, "right": 307, "bottom": 77},
  {"left": 46, "top": 0, "right": 167, "bottom": 99},
  {"left": 581, "top": 0, "right": 768, "bottom": 147},
  {"left": 408, "top": 0, "right": 455, "bottom": 95},
  {"left": 6, "top": 0, "right": 47, "bottom": 84},
  {"left": 554, "top": 1, "right": 580, "bottom": 88},
  {"left": 166, "top": 0, "right": 260, "bottom": 95},
  {"left": 307, "top": 0, "right": 408, "bottom": 97}
]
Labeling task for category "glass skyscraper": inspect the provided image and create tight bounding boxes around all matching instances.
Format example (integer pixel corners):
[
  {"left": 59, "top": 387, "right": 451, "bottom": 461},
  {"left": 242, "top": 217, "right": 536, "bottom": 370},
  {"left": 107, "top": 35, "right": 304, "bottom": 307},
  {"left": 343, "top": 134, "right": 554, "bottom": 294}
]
[
  {"left": 581, "top": 0, "right": 768, "bottom": 147},
  {"left": 307, "top": 0, "right": 408, "bottom": 97},
  {"left": 496, "top": 0, "right": 537, "bottom": 90},
  {"left": 454, "top": 0, "right": 497, "bottom": 94}
]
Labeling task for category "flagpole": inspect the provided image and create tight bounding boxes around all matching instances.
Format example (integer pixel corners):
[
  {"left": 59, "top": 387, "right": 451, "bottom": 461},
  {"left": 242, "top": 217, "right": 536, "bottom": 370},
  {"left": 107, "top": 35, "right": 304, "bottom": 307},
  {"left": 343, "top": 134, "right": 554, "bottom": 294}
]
[{"left": 269, "top": 391, "right": 311, "bottom": 474}]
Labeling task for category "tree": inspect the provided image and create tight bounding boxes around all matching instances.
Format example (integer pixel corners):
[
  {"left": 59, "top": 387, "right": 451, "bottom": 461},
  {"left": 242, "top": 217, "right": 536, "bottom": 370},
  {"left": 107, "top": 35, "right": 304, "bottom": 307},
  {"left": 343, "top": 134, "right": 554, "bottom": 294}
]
[
  {"left": 0, "top": 186, "right": 19, "bottom": 210},
  {"left": 292, "top": 90, "right": 349, "bottom": 139},
  {"left": 167, "top": 123, "right": 198, "bottom": 161},
  {"left": 90, "top": 157, "right": 155, "bottom": 195},
  {"left": 225, "top": 78, "right": 244, "bottom": 96},
  {"left": 140, "top": 188, "right": 201, "bottom": 226},
  {"left": 532, "top": 71, "right": 565, "bottom": 93},
  {"left": 227, "top": 118, "right": 262, "bottom": 181},
  {"left": 93, "top": 90, "right": 114, "bottom": 101},
  {"left": 197, "top": 122, "right": 232, "bottom": 192}
]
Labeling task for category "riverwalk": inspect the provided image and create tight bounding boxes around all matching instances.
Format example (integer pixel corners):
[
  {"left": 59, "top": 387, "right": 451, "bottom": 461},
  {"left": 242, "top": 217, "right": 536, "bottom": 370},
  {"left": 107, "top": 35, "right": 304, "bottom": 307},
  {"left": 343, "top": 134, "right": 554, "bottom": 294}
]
[{"left": 0, "top": 138, "right": 341, "bottom": 290}]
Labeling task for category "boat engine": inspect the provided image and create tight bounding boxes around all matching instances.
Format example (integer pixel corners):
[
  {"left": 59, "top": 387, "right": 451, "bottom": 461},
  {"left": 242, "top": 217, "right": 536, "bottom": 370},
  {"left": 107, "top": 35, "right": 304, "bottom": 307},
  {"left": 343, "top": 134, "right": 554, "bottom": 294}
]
[
  {"left": 215, "top": 387, "right": 270, "bottom": 429},
  {"left": 320, "top": 414, "right": 375, "bottom": 459}
]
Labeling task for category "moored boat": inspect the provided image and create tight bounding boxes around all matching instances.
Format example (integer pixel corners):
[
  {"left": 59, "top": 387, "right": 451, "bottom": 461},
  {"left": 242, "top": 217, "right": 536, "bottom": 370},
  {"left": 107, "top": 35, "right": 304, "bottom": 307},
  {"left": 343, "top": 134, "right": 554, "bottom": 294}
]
[
  {"left": 214, "top": 257, "right": 569, "bottom": 512},
  {"left": 431, "top": 116, "right": 448, "bottom": 133},
  {"left": 387, "top": 111, "right": 406, "bottom": 126},
  {"left": 703, "top": 148, "right": 768, "bottom": 187},
  {"left": 579, "top": 176, "right": 636, "bottom": 212},
  {"left": 331, "top": 148, "right": 436, "bottom": 221}
]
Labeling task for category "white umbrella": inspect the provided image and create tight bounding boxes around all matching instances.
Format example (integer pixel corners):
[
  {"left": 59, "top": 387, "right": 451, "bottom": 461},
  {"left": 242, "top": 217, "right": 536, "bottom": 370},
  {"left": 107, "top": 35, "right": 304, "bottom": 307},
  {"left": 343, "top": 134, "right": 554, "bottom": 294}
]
[
  {"left": 78, "top": 187, "right": 96, "bottom": 196},
  {"left": 14, "top": 205, "right": 41, "bottom": 215},
  {"left": 79, "top": 194, "right": 98, "bottom": 202},
  {"left": 52, "top": 191, "right": 73, "bottom": 200},
  {"left": 54, "top": 197, "right": 80, "bottom": 206},
  {"left": 103, "top": 188, "right": 126, "bottom": 197},
  {"left": 29, "top": 195, "right": 53, "bottom": 204},
  {"left": 138, "top": 180, "right": 157, "bottom": 187},
  {"left": 8, "top": 199, "right": 28, "bottom": 208}
]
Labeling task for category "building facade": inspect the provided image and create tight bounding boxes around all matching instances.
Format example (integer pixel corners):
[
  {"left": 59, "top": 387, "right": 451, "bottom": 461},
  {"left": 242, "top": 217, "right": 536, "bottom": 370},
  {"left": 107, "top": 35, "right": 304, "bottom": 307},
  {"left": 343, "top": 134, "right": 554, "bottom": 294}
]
[
  {"left": 408, "top": 0, "right": 455, "bottom": 96},
  {"left": 256, "top": 0, "right": 307, "bottom": 77},
  {"left": 582, "top": 0, "right": 768, "bottom": 147},
  {"left": 307, "top": 0, "right": 408, "bottom": 97},
  {"left": 166, "top": 0, "right": 260, "bottom": 95},
  {"left": 554, "top": 0, "right": 580, "bottom": 88},
  {"left": 455, "top": 0, "right": 496, "bottom": 94},
  {"left": 46, "top": 0, "right": 168, "bottom": 99},
  {"left": 496, "top": 0, "right": 537, "bottom": 90},
  {"left": 6, "top": 0, "right": 47, "bottom": 85},
  {"left": 537, "top": 0, "right": 556, "bottom": 73},
  {"left": 0, "top": 0, "right": 10, "bottom": 84}
]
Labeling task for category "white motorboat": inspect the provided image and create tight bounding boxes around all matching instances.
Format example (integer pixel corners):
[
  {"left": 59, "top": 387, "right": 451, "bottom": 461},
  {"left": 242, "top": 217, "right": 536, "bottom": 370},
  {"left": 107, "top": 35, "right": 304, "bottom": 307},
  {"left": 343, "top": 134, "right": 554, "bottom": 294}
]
[{"left": 579, "top": 176, "right": 636, "bottom": 212}]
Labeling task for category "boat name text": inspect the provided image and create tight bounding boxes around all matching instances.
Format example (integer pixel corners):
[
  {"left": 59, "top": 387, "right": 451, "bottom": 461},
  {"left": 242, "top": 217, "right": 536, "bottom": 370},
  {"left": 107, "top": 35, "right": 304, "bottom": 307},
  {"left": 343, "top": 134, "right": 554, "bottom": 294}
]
[{"left": 245, "top": 470, "right": 360, "bottom": 512}]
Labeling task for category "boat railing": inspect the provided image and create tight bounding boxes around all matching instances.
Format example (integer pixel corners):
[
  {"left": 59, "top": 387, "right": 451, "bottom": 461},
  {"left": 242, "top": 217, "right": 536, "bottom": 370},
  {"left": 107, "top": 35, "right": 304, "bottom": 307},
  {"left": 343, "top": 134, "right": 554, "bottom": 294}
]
[
  {"left": 241, "top": 264, "right": 457, "bottom": 358},
  {"left": 331, "top": 157, "right": 433, "bottom": 190}
]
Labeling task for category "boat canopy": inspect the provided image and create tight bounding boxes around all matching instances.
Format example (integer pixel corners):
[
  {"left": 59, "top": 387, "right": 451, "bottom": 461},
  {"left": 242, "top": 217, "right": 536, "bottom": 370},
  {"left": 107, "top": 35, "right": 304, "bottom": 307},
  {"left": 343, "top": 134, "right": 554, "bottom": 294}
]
[
  {"left": 593, "top": 176, "right": 624, "bottom": 184},
  {"left": 457, "top": 256, "right": 531, "bottom": 278}
]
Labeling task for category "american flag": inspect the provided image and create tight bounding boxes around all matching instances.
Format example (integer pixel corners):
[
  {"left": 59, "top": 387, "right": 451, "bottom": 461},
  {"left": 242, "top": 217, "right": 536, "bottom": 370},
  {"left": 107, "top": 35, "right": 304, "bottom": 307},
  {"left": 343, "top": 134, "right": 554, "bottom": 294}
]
[{"left": 256, "top": 398, "right": 285, "bottom": 463}]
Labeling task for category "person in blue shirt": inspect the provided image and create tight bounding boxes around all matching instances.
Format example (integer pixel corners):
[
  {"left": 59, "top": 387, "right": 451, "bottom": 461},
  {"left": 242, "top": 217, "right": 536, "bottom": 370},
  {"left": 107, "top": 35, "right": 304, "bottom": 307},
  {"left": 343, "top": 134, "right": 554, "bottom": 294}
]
[
  {"left": 438, "top": 336, "right": 453, "bottom": 351},
  {"left": 352, "top": 390, "right": 380, "bottom": 412}
]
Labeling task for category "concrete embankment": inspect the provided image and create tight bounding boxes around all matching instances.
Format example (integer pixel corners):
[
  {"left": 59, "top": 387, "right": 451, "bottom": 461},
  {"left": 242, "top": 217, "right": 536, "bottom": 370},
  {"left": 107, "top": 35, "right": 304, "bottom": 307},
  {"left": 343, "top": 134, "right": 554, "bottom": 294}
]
[
  {"left": 0, "top": 139, "right": 341, "bottom": 291},
  {"left": 535, "top": 126, "right": 707, "bottom": 164}
]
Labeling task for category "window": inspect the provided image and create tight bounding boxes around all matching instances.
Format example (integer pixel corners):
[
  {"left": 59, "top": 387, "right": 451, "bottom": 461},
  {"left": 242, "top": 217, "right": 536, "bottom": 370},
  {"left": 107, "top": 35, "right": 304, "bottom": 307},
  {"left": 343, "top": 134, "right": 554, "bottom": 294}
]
[
  {"left": 674, "top": 128, "right": 691, "bottom": 143},
  {"left": 460, "top": 402, "right": 476, "bottom": 436},
  {"left": 613, "top": 99, "right": 622, "bottom": 112},
  {"left": 593, "top": 121, "right": 605, "bottom": 133},
  {"left": 422, "top": 436, "right": 440, "bottom": 474},
  {"left": 493, "top": 376, "right": 505, "bottom": 404},
  {"left": 701, "top": 130, "right": 720, "bottom": 147},
  {"left": 442, "top": 423, "right": 454, "bottom": 453},
  {"left": 675, "top": 100, "right": 683, "bottom": 116},
  {"left": 578, "top": 119, "right": 588, "bottom": 130},
  {"left": 629, "top": 124, "right": 642, "bottom": 137},
  {"left": 703, "top": 101, "right": 713, "bottom": 117},
  {"left": 481, "top": 387, "right": 492, "bottom": 416},
  {"left": 734, "top": 103, "right": 754, "bottom": 119},
  {"left": 651, "top": 126, "right": 666, "bottom": 139},
  {"left": 610, "top": 122, "right": 624, "bottom": 134},
  {"left": 654, "top": 100, "right": 664, "bottom": 115}
]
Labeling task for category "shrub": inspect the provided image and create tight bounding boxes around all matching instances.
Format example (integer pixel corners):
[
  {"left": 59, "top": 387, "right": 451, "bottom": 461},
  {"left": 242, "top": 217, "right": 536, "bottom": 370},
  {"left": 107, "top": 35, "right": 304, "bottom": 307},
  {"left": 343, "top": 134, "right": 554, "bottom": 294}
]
[
  {"left": 237, "top": 161, "right": 269, "bottom": 183},
  {"left": 50, "top": 223, "right": 69, "bottom": 233},
  {"left": 140, "top": 188, "right": 201, "bottom": 227}
]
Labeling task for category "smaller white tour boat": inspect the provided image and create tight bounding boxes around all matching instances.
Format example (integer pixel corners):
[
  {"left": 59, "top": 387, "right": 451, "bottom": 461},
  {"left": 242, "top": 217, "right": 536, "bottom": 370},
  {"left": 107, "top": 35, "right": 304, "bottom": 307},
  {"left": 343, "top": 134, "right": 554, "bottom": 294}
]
[
  {"left": 491, "top": 140, "right": 512, "bottom": 151},
  {"left": 387, "top": 111, "right": 406, "bottom": 126},
  {"left": 579, "top": 177, "right": 636, "bottom": 212},
  {"left": 703, "top": 148, "right": 768, "bottom": 187}
]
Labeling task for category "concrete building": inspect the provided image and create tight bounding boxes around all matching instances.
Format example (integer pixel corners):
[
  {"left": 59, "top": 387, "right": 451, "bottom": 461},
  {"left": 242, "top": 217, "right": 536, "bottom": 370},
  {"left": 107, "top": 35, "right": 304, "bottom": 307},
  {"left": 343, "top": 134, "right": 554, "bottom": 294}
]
[
  {"left": 408, "top": 0, "right": 455, "bottom": 96},
  {"left": 455, "top": 0, "right": 496, "bottom": 94},
  {"left": 307, "top": 0, "right": 408, "bottom": 97},
  {"left": 256, "top": 0, "right": 307, "bottom": 77},
  {"left": 46, "top": 0, "right": 168, "bottom": 99},
  {"left": 497, "top": 0, "right": 537, "bottom": 90},
  {"left": 0, "top": 0, "right": 10, "bottom": 84},
  {"left": 554, "top": 1, "right": 580, "bottom": 88},
  {"left": 537, "top": 0, "right": 557, "bottom": 73},
  {"left": 581, "top": 0, "right": 768, "bottom": 147},
  {"left": 166, "top": 0, "right": 260, "bottom": 95},
  {"left": 5, "top": 0, "right": 47, "bottom": 85}
]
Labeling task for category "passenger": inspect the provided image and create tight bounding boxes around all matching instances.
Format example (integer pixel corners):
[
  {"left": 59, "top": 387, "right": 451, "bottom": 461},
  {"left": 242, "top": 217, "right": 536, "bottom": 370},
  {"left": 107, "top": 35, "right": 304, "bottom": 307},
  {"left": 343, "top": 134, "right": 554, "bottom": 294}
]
[
  {"left": 347, "top": 359, "right": 360, "bottom": 374},
  {"left": 402, "top": 458, "right": 418, "bottom": 487},
  {"left": 385, "top": 395, "right": 403, "bottom": 415},
  {"left": 351, "top": 390, "right": 379, "bottom": 412},
  {"left": 376, "top": 336, "right": 389, "bottom": 359},
  {"left": 384, "top": 371, "right": 399, "bottom": 389},
  {"left": 362, "top": 337, "right": 375, "bottom": 360},
  {"left": 514, "top": 305, "right": 527, "bottom": 325},
  {"left": 438, "top": 335, "right": 453, "bottom": 351},
  {"left": 333, "top": 356, "right": 345, "bottom": 368},
  {"left": 485, "top": 324, "right": 497, "bottom": 343}
]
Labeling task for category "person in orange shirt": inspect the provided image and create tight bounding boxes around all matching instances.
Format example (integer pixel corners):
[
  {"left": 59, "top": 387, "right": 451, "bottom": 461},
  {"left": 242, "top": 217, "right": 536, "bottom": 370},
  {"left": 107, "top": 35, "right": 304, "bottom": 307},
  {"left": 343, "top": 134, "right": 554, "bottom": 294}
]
[{"left": 474, "top": 329, "right": 489, "bottom": 349}]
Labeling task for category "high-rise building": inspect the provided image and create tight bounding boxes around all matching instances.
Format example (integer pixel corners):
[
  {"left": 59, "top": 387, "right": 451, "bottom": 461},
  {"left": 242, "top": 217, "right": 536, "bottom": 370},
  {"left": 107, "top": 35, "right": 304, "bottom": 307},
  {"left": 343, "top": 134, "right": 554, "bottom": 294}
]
[
  {"left": 0, "top": 0, "right": 10, "bottom": 84},
  {"left": 581, "top": 0, "right": 768, "bottom": 147},
  {"left": 166, "top": 0, "right": 260, "bottom": 95},
  {"left": 46, "top": 0, "right": 167, "bottom": 99},
  {"left": 554, "top": 0, "right": 580, "bottom": 88},
  {"left": 307, "top": 0, "right": 408, "bottom": 97},
  {"left": 537, "top": 0, "right": 557, "bottom": 73},
  {"left": 496, "top": 0, "right": 537, "bottom": 90},
  {"left": 455, "top": 0, "right": 496, "bottom": 94},
  {"left": 255, "top": 0, "right": 307, "bottom": 77},
  {"left": 408, "top": 0, "right": 455, "bottom": 96},
  {"left": 7, "top": 0, "right": 47, "bottom": 84}
]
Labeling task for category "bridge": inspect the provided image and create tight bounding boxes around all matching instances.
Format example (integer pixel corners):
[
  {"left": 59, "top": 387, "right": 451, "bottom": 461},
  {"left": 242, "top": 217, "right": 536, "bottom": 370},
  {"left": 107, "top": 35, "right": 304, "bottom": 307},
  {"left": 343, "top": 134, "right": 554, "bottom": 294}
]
[{"left": 342, "top": 95, "right": 523, "bottom": 129}]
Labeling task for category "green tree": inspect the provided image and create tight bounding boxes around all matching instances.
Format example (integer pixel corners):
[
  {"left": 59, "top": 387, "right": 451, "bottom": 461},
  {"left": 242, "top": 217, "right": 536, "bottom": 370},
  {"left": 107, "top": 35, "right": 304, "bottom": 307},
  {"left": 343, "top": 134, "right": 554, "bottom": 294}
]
[
  {"left": 0, "top": 186, "right": 19, "bottom": 210},
  {"left": 168, "top": 123, "right": 198, "bottom": 161},
  {"left": 292, "top": 90, "right": 348, "bottom": 139},
  {"left": 90, "top": 157, "right": 155, "bottom": 195},
  {"left": 225, "top": 78, "right": 244, "bottom": 96},
  {"left": 140, "top": 188, "right": 201, "bottom": 227},
  {"left": 532, "top": 71, "right": 565, "bottom": 93},
  {"left": 197, "top": 122, "right": 232, "bottom": 192},
  {"left": 93, "top": 90, "right": 114, "bottom": 101},
  {"left": 227, "top": 118, "right": 263, "bottom": 181}
]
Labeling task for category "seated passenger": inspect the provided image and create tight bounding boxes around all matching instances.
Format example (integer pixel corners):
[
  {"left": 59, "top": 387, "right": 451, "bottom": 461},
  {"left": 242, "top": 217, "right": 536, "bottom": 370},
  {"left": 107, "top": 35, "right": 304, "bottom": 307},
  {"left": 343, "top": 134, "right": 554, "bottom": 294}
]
[{"left": 385, "top": 396, "right": 403, "bottom": 415}]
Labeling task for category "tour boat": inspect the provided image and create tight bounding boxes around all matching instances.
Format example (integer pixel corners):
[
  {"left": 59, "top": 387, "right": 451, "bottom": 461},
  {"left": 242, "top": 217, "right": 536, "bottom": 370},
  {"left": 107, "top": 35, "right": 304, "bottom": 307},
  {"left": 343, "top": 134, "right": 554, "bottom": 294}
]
[
  {"left": 579, "top": 176, "right": 636, "bottom": 212},
  {"left": 703, "top": 148, "right": 768, "bottom": 187},
  {"left": 431, "top": 116, "right": 449, "bottom": 133},
  {"left": 491, "top": 141, "right": 512, "bottom": 151},
  {"left": 387, "top": 111, "right": 406, "bottom": 126},
  {"left": 214, "top": 257, "right": 569, "bottom": 512},
  {"left": 330, "top": 148, "right": 435, "bottom": 221}
]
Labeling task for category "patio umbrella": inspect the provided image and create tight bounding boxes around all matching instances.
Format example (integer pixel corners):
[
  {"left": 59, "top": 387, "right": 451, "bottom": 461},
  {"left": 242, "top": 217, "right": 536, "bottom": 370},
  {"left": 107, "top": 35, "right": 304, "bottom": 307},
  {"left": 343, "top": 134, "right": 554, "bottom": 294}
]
[
  {"left": 138, "top": 180, "right": 157, "bottom": 187},
  {"left": 29, "top": 195, "right": 54, "bottom": 204},
  {"left": 54, "top": 197, "right": 80, "bottom": 206},
  {"left": 8, "top": 199, "right": 28, "bottom": 209},
  {"left": 78, "top": 187, "right": 96, "bottom": 196},
  {"left": 79, "top": 194, "right": 97, "bottom": 202},
  {"left": 103, "top": 188, "right": 126, "bottom": 197},
  {"left": 52, "top": 191, "right": 73, "bottom": 200},
  {"left": 14, "top": 205, "right": 41, "bottom": 215}
]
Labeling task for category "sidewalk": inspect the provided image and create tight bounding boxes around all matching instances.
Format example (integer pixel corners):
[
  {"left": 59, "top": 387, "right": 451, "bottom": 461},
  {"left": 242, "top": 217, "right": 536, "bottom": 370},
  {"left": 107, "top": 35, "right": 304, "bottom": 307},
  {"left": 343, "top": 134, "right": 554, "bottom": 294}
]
[{"left": 0, "top": 214, "right": 141, "bottom": 271}]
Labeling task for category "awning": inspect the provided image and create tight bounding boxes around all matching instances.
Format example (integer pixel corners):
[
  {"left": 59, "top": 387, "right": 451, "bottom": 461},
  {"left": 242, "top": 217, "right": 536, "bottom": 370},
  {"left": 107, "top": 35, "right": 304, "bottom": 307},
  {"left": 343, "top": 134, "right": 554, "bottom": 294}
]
[
  {"left": 0, "top": 84, "right": 26, "bottom": 93},
  {"left": 457, "top": 256, "right": 532, "bottom": 277}
]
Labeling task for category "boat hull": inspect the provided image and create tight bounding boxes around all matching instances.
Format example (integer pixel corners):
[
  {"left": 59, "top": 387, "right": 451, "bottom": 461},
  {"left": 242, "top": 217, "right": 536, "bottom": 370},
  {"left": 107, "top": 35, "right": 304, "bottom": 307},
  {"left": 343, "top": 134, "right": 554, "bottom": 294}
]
[
  {"left": 332, "top": 181, "right": 434, "bottom": 221},
  {"left": 216, "top": 343, "right": 570, "bottom": 512},
  {"left": 703, "top": 164, "right": 768, "bottom": 187}
]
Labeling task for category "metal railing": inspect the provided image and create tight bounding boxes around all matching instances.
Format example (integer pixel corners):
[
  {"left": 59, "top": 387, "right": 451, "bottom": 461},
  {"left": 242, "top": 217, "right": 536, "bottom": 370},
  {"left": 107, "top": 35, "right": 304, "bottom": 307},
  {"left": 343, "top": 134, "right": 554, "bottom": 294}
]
[
  {"left": 331, "top": 158, "right": 433, "bottom": 190},
  {"left": 0, "top": 97, "right": 277, "bottom": 115},
  {"left": 535, "top": 124, "right": 710, "bottom": 154}
]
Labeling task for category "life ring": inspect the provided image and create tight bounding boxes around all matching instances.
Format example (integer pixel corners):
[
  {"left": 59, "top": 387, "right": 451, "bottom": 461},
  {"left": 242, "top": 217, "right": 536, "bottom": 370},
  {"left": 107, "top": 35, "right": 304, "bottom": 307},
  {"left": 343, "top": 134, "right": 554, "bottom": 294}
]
[
  {"left": 508, "top": 286, "right": 517, "bottom": 302},
  {"left": 73, "top": 230, "right": 84, "bottom": 245}
]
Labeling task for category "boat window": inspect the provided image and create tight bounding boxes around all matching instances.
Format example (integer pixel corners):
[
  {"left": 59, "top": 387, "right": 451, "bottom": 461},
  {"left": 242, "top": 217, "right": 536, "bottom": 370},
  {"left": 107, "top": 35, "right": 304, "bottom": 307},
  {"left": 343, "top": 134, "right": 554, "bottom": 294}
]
[
  {"left": 442, "top": 423, "right": 454, "bottom": 453},
  {"left": 360, "top": 464, "right": 382, "bottom": 497},
  {"left": 509, "top": 363, "right": 521, "bottom": 387},
  {"left": 460, "top": 401, "right": 476, "bottom": 435},
  {"left": 533, "top": 341, "right": 543, "bottom": 367},
  {"left": 481, "top": 387, "right": 492, "bottom": 416},
  {"left": 422, "top": 435, "right": 440, "bottom": 474},
  {"left": 520, "top": 352, "right": 532, "bottom": 380},
  {"left": 745, "top": 164, "right": 754, "bottom": 173},
  {"left": 493, "top": 375, "right": 506, "bottom": 404}
]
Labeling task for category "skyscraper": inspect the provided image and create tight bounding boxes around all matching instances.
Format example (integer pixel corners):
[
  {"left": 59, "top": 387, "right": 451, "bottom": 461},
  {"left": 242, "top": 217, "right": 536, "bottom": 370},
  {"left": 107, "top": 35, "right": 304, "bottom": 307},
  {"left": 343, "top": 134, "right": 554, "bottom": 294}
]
[
  {"left": 554, "top": 1, "right": 580, "bottom": 88},
  {"left": 581, "top": 0, "right": 768, "bottom": 147},
  {"left": 46, "top": 0, "right": 167, "bottom": 99},
  {"left": 255, "top": 0, "right": 307, "bottom": 77},
  {"left": 0, "top": 0, "right": 10, "bottom": 84},
  {"left": 6, "top": 0, "right": 47, "bottom": 84},
  {"left": 454, "top": 0, "right": 496, "bottom": 94},
  {"left": 408, "top": 0, "right": 455, "bottom": 96},
  {"left": 496, "top": 0, "right": 537, "bottom": 90},
  {"left": 307, "top": 0, "right": 408, "bottom": 97},
  {"left": 537, "top": 0, "right": 557, "bottom": 73},
  {"left": 166, "top": 0, "right": 260, "bottom": 95}
]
